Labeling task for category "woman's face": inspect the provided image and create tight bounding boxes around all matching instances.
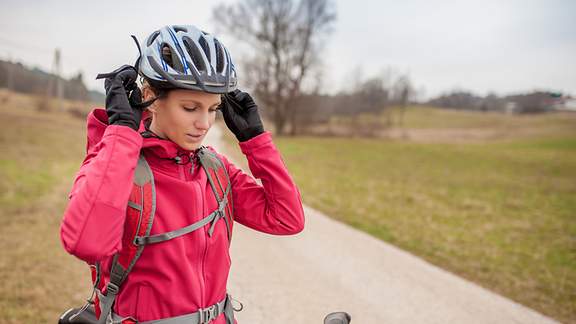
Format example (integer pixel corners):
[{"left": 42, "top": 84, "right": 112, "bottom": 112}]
[{"left": 145, "top": 88, "right": 221, "bottom": 151}]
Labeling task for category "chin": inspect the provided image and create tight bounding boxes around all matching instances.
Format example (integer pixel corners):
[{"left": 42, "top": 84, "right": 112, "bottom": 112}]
[
  {"left": 179, "top": 140, "right": 202, "bottom": 151},
  {"left": 175, "top": 133, "right": 206, "bottom": 151},
  {"left": 182, "top": 143, "right": 201, "bottom": 151}
]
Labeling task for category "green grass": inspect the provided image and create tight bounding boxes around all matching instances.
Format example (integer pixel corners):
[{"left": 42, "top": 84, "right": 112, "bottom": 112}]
[
  {"left": 0, "top": 159, "right": 56, "bottom": 210},
  {"left": 269, "top": 134, "right": 576, "bottom": 323},
  {"left": 396, "top": 105, "right": 576, "bottom": 130},
  {"left": 0, "top": 92, "right": 91, "bottom": 323},
  {"left": 220, "top": 107, "right": 576, "bottom": 322}
]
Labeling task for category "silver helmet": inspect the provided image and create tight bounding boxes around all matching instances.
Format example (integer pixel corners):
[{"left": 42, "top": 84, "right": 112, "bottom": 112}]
[{"left": 137, "top": 25, "right": 237, "bottom": 94}]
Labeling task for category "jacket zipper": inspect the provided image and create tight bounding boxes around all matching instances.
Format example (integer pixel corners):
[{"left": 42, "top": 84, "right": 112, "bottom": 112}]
[
  {"left": 199, "top": 180, "right": 207, "bottom": 308},
  {"left": 189, "top": 154, "right": 207, "bottom": 308},
  {"left": 178, "top": 163, "right": 185, "bottom": 181},
  {"left": 176, "top": 153, "right": 208, "bottom": 308}
]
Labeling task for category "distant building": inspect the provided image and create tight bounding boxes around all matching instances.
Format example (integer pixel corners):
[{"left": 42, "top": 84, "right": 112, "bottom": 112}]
[
  {"left": 504, "top": 101, "right": 520, "bottom": 114},
  {"left": 553, "top": 98, "right": 576, "bottom": 112}
]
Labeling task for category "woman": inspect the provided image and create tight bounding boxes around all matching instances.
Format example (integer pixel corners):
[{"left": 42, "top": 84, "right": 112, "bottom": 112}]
[{"left": 59, "top": 25, "right": 305, "bottom": 324}]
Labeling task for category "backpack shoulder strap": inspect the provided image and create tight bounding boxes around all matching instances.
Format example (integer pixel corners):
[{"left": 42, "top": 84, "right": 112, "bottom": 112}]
[
  {"left": 96, "top": 153, "right": 156, "bottom": 323},
  {"left": 115, "top": 153, "right": 156, "bottom": 274},
  {"left": 197, "top": 146, "right": 234, "bottom": 241}
]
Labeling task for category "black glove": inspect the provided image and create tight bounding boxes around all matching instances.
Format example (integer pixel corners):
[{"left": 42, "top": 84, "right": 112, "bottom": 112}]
[
  {"left": 220, "top": 89, "right": 264, "bottom": 142},
  {"left": 96, "top": 65, "right": 143, "bottom": 131}
]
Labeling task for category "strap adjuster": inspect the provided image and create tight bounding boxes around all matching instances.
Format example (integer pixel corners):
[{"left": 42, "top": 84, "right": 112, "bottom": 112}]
[
  {"left": 198, "top": 304, "right": 218, "bottom": 324},
  {"left": 106, "top": 282, "right": 120, "bottom": 296},
  {"left": 218, "top": 197, "right": 228, "bottom": 213}
]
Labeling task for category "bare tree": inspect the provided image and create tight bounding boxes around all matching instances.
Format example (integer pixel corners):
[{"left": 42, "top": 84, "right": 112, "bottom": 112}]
[
  {"left": 392, "top": 75, "right": 413, "bottom": 134},
  {"left": 213, "top": 0, "right": 336, "bottom": 136}
]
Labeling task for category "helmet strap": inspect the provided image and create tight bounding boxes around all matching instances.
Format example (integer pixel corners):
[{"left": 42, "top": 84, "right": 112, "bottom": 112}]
[{"left": 131, "top": 35, "right": 143, "bottom": 72}]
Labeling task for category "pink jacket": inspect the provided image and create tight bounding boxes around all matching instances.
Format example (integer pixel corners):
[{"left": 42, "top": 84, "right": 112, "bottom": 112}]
[{"left": 60, "top": 108, "right": 305, "bottom": 323}]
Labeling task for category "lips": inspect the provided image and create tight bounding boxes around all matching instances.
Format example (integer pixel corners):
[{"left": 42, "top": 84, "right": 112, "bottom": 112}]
[{"left": 186, "top": 133, "right": 204, "bottom": 140}]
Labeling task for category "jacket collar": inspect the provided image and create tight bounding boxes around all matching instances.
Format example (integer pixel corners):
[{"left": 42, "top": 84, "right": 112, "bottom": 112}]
[{"left": 139, "top": 118, "right": 200, "bottom": 162}]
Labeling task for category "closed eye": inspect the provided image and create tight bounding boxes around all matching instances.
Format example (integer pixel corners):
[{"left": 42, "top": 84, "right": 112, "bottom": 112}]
[{"left": 183, "top": 105, "right": 220, "bottom": 113}]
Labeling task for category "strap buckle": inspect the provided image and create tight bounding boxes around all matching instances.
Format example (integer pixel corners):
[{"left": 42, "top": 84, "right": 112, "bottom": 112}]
[{"left": 198, "top": 304, "right": 218, "bottom": 324}]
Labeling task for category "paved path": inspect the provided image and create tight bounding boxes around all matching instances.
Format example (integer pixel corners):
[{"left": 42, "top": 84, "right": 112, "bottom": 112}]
[{"left": 205, "top": 125, "right": 558, "bottom": 324}]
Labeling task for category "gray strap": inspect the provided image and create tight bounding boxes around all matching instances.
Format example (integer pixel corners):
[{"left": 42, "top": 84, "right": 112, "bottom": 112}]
[
  {"left": 134, "top": 210, "right": 219, "bottom": 246},
  {"left": 223, "top": 294, "right": 236, "bottom": 324},
  {"left": 212, "top": 171, "right": 232, "bottom": 240},
  {"left": 208, "top": 188, "right": 230, "bottom": 237},
  {"left": 112, "top": 295, "right": 228, "bottom": 324},
  {"left": 97, "top": 259, "right": 126, "bottom": 323},
  {"left": 96, "top": 282, "right": 120, "bottom": 324},
  {"left": 197, "top": 147, "right": 233, "bottom": 241},
  {"left": 127, "top": 200, "right": 142, "bottom": 211}
]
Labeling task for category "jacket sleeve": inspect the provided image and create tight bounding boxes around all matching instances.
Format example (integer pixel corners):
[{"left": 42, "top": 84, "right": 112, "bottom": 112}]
[
  {"left": 219, "top": 131, "right": 305, "bottom": 235},
  {"left": 60, "top": 125, "right": 143, "bottom": 264}
]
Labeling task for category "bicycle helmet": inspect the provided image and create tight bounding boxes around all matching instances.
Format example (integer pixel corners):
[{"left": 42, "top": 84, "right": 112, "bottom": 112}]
[{"left": 135, "top": 25, "right": 238, "bottom": 94}]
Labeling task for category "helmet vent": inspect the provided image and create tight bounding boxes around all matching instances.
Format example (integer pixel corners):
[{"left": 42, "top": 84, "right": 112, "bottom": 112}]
[
  {"left": 198, "top": 36, "right": 211, "bottom": 60},
  {"left": 173, "top": 25, "right": 187, "bottom": 33},
  {"left": 214, "top": 39, "right": 225, "bottom": 73},
  {"left": 183, "top": 37, "right": 207, "bottom": 74},
  {"left": 161, "top": 44, "right": 185, "bottom": 73},
  {"left": 147, "top": 31, "right": 160, "bottom": 46}
]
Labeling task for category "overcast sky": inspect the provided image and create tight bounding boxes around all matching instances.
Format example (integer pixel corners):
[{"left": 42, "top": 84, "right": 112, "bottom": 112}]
[{"left": 0, "top": 0, "right": 574, "bottom": 99}]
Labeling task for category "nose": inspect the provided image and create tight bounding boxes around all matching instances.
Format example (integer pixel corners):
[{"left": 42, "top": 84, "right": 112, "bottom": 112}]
[{"left": 194, "top": 111, "right": 211, "bottom": 131}]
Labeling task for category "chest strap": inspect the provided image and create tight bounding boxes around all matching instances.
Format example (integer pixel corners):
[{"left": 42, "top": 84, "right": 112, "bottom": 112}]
[{"left": 133, "top": 185, "right": 230, "bottom": 246}]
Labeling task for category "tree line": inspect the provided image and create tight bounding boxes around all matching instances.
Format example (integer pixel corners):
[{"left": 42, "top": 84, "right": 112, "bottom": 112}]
[
  {"left": 427, "top": 90, "right": 565, "bottom": 114},
  {"left": 0, "top": 59, "right": 104, "bottom": 103}
]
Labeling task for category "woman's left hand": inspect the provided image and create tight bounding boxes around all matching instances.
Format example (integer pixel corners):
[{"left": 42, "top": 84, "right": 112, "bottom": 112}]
[{"left": 220, "top": 89, "right": 265, "bottom": 142}]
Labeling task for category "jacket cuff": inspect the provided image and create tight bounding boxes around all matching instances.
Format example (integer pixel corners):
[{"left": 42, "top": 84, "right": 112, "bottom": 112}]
[{"left": 239, "top": 131, "right": 272, "bottom": 154}]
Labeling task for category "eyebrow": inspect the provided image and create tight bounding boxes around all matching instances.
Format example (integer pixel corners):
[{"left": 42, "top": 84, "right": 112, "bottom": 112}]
[{"left": 180, "top": 99, "right": 221, "bottom": 108}]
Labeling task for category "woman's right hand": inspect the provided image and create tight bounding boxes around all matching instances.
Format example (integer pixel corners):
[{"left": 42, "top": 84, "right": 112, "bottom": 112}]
[{"left": 96, "top": 65, "right": 143, "bottom": 131}]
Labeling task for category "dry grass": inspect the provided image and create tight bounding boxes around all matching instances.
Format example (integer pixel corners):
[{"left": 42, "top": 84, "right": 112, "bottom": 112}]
[
  {"left": 0, "top": 88, "right": 100, "bottom": 119},
  {"left": 0, "top": 90, "right": 92, "bottom": 323},
  {"left": 313, "top": 106, "right": 576, "bottom": 143}
]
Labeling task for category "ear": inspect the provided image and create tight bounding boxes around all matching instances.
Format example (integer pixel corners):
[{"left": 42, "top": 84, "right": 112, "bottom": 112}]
[
  {"left": 142, "top": 86, "right": 156, "bottom": 102},
  {"left": 142, "top": 87, "right": 159, "bottom": 113}
]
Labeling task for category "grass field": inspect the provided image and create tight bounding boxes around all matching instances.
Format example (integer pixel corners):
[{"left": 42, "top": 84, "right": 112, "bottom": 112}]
[
  {"left": 224, "top": 108, "right": 576, "bottom": 323},
  {"left": 325, "top": 106, "right": 576, "bottom": 143},
  {"left": 1, "top": 89, "right": 574, "bottom": 323},
  {"left": 0, "top": 90, "right": 91, "bottom": 323}
]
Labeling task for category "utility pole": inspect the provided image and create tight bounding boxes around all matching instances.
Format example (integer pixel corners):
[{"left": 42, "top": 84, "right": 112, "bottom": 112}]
[
  {"left": 48, "top": 48, "right": 64, "bottom": 111},
  {"left": 6, "top": 53, "right": 14, "bottom": 91}
]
